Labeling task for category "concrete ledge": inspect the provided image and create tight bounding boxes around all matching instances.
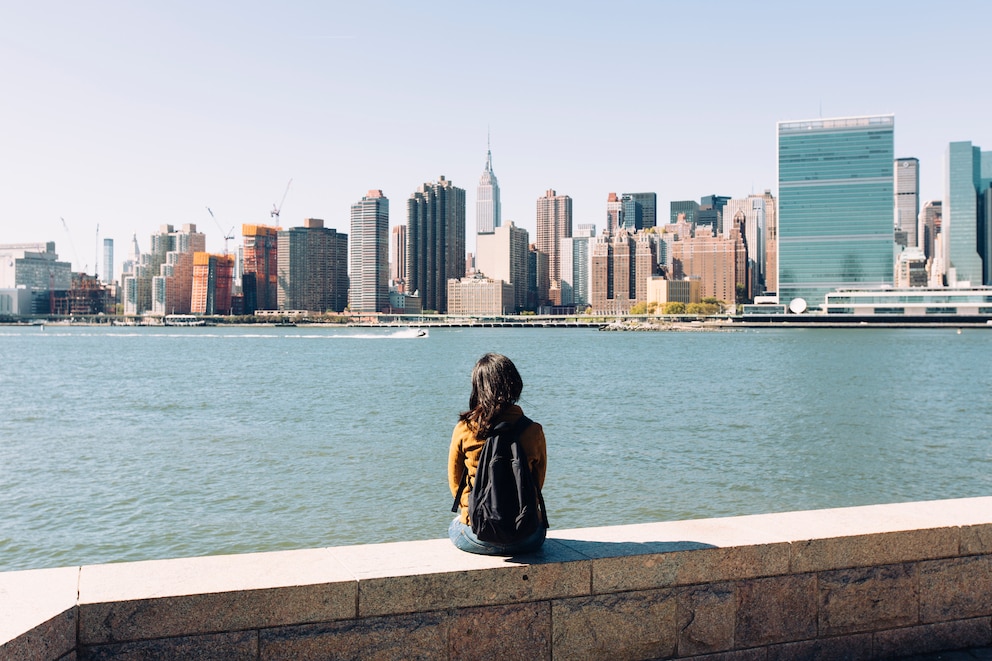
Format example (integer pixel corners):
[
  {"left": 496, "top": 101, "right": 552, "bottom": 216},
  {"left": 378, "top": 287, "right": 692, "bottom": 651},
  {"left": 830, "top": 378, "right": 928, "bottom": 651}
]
[{"left": 3, "top": 496, "right": 992, "bottom": 660}]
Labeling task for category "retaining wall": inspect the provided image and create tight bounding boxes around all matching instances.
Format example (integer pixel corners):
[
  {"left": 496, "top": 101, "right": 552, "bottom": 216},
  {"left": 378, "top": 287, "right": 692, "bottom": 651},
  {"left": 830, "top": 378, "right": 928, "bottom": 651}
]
[{"left": 3, "top": 496, "right": 992, "bottom": 660}]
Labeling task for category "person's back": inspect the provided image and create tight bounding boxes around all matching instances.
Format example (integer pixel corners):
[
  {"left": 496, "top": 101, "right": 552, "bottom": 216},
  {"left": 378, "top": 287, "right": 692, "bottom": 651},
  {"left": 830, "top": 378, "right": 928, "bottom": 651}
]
[{"left": 447, "top": 353, "right": 548, "bottom": 555}]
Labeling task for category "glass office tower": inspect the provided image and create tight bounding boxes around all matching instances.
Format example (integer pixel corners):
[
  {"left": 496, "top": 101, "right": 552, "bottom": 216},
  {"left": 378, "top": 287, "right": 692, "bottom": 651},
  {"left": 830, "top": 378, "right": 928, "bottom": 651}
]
[
  {"left": 944, "top": 141, "right": 989, "bottom": 287},
  {"left": 777, "top": 115, "right": 895, "bottom": 310}
]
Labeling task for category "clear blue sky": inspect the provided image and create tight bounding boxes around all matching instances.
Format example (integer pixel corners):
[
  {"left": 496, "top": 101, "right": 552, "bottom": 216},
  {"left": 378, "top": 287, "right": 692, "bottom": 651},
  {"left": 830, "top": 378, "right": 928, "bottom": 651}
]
[{"left": 1, "top": 1, "right": 989, "bottom": 276}]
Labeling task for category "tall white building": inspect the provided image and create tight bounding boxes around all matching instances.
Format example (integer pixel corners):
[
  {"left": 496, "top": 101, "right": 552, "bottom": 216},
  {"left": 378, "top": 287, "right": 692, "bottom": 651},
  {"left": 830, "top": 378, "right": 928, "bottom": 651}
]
[
  {"left": 102, "top": 238, "right": 114, "bottom": 285},
  {"left": 476, "top": 143, "right": 501, "bottom": 235},
  {"left": 560, "top": 236, "right": 592, "bottom": 308},
  {"left": 476, "top": 221, "right": 529, "bottom": 312},
  {"left": 350, "top": 190, "right": 390, "bottom": 313}
]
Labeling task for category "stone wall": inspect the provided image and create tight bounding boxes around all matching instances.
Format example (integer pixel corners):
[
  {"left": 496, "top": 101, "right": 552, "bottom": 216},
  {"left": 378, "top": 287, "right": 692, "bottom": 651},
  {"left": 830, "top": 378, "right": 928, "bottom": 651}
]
[{"left": 3, "top": 496, "right": 992, "bottom": 660}]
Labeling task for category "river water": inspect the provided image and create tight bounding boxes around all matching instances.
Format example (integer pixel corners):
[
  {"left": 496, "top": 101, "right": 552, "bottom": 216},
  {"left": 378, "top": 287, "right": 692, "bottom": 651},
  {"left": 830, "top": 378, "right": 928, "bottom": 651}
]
[{"left": 1, "top": 325, "right": 990, "bottom": 571}]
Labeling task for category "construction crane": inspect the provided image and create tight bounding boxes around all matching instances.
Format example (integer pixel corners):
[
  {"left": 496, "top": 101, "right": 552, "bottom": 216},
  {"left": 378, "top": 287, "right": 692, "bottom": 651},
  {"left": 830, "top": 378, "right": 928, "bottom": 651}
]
[
  {"left": 270, "top": 178, "right": 292, "bottom": 223},
  {"left": 60, "top": 217, "right": 84, "bottom": 273},
  {"left": 206, "top": 207, "right": 235, "bottom": 255}
]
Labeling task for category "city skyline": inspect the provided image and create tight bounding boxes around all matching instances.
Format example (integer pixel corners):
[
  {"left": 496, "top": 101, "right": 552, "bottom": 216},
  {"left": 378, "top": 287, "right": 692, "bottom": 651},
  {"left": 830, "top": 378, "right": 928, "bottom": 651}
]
[{"left": 2, "top": 2, "right": 991, "bottom": 278}]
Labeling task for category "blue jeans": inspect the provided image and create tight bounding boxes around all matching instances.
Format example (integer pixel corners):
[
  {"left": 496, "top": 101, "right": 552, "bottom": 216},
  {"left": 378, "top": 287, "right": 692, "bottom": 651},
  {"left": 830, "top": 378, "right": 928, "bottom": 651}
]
[{"left": 448, "top": 516, "right": 546, "bottom": 556}]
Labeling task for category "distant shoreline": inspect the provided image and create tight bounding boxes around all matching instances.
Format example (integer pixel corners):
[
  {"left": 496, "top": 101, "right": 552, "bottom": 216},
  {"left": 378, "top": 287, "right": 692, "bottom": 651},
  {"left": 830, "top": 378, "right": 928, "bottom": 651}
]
[{"left": 4, "top": 316, "right": 992, "bottom": 331}]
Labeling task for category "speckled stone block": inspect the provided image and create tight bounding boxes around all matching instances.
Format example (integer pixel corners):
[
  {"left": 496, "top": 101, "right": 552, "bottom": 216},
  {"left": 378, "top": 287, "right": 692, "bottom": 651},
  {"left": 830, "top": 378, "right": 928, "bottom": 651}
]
[
  {"left": 80, "top": 584, "right": 354, "bottom": 646},
  {"left": 552, "top": 589, "right": 677, "bottom": 661},
  {"left": 447, "top": 602, "right": 551, "bottom": 661},
  {"left": 735, "top": 574, "right": 817, "bottom": 648},
  {"left": 78, "top": 549, "right": 357, "bottom": 644},
  {"left": 919, "top": 555, "right": 992, "bottom": 623},
  {"left": 817, "top": 563, "right": 918, "bottom": 636},
  {"left": 330, "top": 538, "right": 589, "bottom": 617},
  {"left": 960, "top": 524, "right": 992, "bottom": 555},
  {"left": 80, "top": 630, "right": 257, "bottom": 661},
  {"left": 0, "top": 608, "right": 76, "bottom": 661},
  {"left": 765, "top": 632, "right": 873, "bottom": 661},
  {"left": 592, "top": 543, "right": 791, "bottom": 594},
  {"left": 677, "top": 582, "right": 736, "bottom": 656},
  {"left": 790, "top": 528, "right": 958, "bottom": 574},
  {"left": 873, "top": 617, "right": 992, "bottom": 658},
  {"left": 260, "top": 612, "right": 446, "bottom": 661}
]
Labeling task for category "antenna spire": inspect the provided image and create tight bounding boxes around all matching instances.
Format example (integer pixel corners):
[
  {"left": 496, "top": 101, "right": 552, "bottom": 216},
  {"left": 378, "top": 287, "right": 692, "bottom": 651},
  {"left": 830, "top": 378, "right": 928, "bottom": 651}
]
[{"left": 485, "top": 128, "right": 493, "bottom": 171}]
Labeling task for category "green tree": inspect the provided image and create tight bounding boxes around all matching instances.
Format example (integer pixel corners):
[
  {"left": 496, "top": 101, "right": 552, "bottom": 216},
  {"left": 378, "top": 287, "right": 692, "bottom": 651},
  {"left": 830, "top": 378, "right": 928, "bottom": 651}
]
[
  {"left": 663, "top": 301, "right": 686, "bottom": 315},
  {"left": 687, "top": 302, "right": 720, "bottom": 315},
  {"left": 629, "top": 302, "right": 647, "bottom": 315}
]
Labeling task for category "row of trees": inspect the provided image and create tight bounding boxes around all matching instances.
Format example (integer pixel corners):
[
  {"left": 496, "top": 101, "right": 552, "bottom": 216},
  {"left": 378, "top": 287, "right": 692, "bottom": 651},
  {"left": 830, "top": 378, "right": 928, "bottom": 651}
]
[{"left": 627, "top": 297, "right": 725, "bottom": 316}]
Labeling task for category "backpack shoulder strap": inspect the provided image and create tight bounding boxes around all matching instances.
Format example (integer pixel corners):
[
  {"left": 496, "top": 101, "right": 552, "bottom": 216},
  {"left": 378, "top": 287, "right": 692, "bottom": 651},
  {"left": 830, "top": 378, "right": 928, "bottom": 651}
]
[
  {"left": 509, "top": 414, "right": 549, "bottom": 528},
  {"left": 451, "top": 467, "right": 467, "bottom": 514}
]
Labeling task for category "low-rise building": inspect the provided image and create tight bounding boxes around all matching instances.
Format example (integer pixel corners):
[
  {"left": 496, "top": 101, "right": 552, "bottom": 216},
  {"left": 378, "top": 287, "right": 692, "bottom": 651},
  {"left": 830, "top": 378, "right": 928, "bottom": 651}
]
[
  {"left": 447, "top": 276, "right": 514, "bottom": 316},
  {"left": 646, "top": 277, "right": 701, "bottom": 306}
]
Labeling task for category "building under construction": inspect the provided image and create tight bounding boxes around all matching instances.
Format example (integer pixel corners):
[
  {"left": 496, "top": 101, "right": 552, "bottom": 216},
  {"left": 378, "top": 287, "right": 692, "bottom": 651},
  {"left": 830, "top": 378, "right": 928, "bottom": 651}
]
[
  {"left": 191, "top": 252, "right": 235, "bottom": 315},
  {"left": 242, "top": 224, "right": 280, "bottom": 313}
]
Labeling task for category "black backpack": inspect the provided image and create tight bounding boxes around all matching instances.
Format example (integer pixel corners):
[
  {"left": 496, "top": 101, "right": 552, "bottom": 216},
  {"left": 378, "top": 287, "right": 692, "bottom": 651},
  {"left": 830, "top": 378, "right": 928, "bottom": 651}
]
[{"left": 451, "top": 415, "right": 549, "bottom": 545}]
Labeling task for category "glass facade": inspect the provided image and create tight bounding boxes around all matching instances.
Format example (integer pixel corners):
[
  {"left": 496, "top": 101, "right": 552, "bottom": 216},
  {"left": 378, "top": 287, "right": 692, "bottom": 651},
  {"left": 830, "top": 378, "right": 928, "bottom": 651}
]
[
  {"left": 944, "top": 141, "right": 987, "bottom": 286},
  {"left": 778, "top": 115, "right": 895, "bottom": 310},
  {"left": 669, "top": 200, "right": 699, "bottom": 224}
]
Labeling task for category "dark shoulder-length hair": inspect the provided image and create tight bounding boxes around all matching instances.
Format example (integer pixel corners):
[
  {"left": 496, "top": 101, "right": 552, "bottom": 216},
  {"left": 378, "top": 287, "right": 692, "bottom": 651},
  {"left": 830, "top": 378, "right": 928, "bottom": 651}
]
[{"left": 459, "top": 353, "right": 523, "bottom": 438}]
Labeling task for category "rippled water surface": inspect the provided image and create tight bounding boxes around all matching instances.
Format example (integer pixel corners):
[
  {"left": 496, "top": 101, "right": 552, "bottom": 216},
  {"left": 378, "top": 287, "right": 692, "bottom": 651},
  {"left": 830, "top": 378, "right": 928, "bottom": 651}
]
[{"left": 1, "top": 325, "right": 990, "bottom": 571}]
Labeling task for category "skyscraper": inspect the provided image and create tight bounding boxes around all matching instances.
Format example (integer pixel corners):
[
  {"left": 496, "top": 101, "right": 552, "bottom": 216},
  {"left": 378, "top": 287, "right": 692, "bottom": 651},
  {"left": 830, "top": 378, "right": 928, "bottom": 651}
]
[
  {"left": 670, "top": 226, "right": 746, "bottom": 305},
  {"left": 944, "top": 141, "right": 991, "bottom": 286},
  {"left": 150, "top": 224, "right": 205, "bottom": 316},
  {"left": 536, "top": 189, "right": 572, "bottom": 288},
  {"left": 698, "top": 195, "right": 731, "bottom": 234},
  {"left": 559, "top": 235, "right": 591, "bottom": 308},
  {"left": 390, "top": 225, "right": 406, "bottom": 292},
  {"left": 589, "top": 229, "right": 658, "bottom": 314},
  {"left": 349, "top": 190, "right": 389, "bottom": 313},
  {"left": 406, "top": 176, "right": 466, "bottom": 313},
  {"left": 762, "top": 190, "right": 778, "bottom": 294},
  {"left": 277, "top": 219, "right": 349, "bottom": 313},
  {"left": 191, "top": 252, "right": 235, "bottom": 315},
  {"left": 919, "top": 200, "right": 942, "bottom": 265},
  {"left": 476, "top": 143, "right": 501, "bottom": 235},
  {"left": 475, "top": 221, "right": 529, "bottom": 312},
  {"left": 778, "top": 115, "right": 895, "bottom": 310},
  {"left": 723, "top": 194, "right": 766, "bottom": 296},
  {"left": 606, "top": 193, "right": 622, "bottom": 236},
  {"left": 670, "top": 200, "right": 700, "bottom": 225},
  {"left": 242, "top": 224, "right": 279, "bottom": 313},
  {"left": 895, "top": 157, "right": 920, "bottom": 248},
  {"left": 620, "top": 192, "right": 657, "bottom": 231},
  {"left": 101, "top": 238, "right": 114, "bottom": 285}
]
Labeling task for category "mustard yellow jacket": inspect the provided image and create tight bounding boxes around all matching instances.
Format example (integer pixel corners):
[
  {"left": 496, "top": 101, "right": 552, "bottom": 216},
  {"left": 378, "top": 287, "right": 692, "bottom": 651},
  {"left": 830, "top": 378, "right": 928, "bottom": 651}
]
[{"left": 448, "top": 404, "right": 547, "bottom": 525}]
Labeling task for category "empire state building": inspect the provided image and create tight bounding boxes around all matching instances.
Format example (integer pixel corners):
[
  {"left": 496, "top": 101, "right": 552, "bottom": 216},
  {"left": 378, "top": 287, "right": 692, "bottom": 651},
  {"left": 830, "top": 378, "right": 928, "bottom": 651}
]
[{"left": 476, "top": 144, "right": 501, "bottom": 235}]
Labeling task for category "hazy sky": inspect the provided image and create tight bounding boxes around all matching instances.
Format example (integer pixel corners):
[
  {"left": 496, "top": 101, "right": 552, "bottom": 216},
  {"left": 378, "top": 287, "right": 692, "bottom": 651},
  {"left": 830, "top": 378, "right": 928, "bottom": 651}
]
[{"left": 2, "top": 1, "right": 990, "bottom": 276}]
